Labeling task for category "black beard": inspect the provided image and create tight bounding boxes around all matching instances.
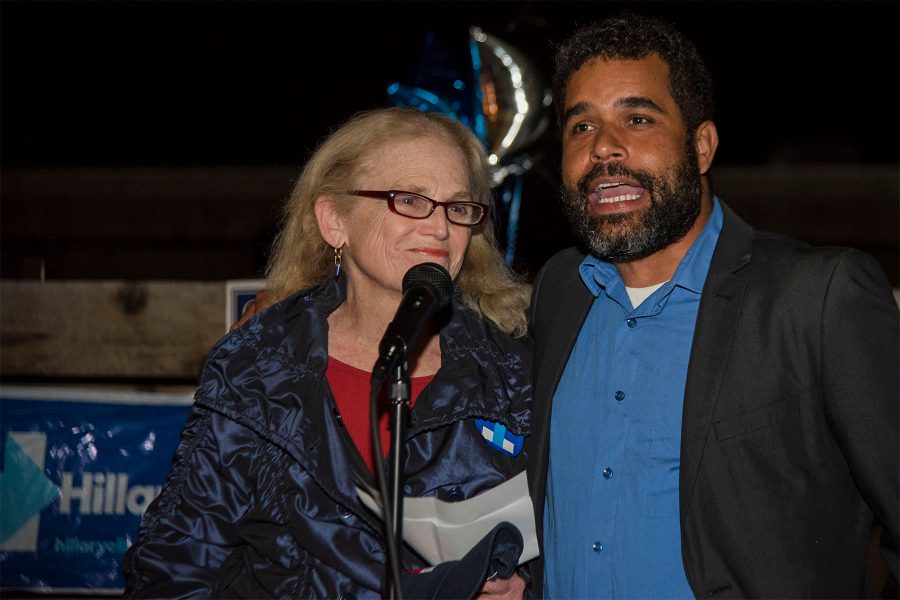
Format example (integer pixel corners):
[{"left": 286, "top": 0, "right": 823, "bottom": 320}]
[{"left": 560, "top": 143, "right": 703, "bottom": 263}]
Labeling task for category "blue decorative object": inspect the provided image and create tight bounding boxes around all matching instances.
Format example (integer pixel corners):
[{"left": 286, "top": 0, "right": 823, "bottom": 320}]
[
  {"left": 387, "top": 28, "right": 551, "bottom": 265},
  {"left": 474, "top": 418, "right": 524, "bottom": 457}
]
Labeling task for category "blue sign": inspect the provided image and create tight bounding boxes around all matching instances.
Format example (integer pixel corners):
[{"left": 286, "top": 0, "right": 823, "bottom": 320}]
[{"left": 0, "top": 386, "right": 193, "bottom": 592}]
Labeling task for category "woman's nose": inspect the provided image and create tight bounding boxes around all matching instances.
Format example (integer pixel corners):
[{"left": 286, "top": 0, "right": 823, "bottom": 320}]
[{"left": 420, "top": 206, "right": 451, "bottom": 238}]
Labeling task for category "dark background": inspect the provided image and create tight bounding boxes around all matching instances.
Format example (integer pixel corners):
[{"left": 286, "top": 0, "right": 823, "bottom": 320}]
[
  {"left": 0, "top": 5, "right": 895, "bottom": 594},
  {"left": 2, "top": 0, "right": 898, "bottom": 283}
]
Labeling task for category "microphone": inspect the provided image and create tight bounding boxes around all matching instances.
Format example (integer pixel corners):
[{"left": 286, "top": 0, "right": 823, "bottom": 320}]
[{"left": 372, "top": 262, "right": 454, "bottom": 381}]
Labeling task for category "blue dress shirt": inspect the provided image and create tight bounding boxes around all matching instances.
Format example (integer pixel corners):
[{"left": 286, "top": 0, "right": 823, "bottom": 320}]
[{"left": 543, "top": 199, "right": 724, "bottom": 599}]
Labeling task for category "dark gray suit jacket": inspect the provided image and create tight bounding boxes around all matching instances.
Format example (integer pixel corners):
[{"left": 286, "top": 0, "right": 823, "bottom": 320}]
[{"left": 526, "top": 203, "right": 899, "bottom": 598}]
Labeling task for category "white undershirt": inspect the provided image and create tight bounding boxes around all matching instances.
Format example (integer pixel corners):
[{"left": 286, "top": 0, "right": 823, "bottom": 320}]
[{"left": 625, "top": 281, "right": 667, "bottom": 308}]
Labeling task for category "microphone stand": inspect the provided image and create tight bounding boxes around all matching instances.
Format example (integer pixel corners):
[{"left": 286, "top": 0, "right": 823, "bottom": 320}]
[
  {"left": 386, "top": 362, "right": 410, "bottom": 599},
  {"left": 370, "top": 359, "right": 409, "bottom": 600},
  {"left": 370, "top": 261, "right": 453, "bottom": 598}
]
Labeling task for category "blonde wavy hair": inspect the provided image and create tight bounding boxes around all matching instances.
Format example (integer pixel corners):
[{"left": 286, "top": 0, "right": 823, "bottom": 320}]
[{"left": 265, "top": 106, "right": 531, "bottom": 337}]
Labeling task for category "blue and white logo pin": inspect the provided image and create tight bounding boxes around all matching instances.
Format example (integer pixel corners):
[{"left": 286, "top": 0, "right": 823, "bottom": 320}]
[{"left": 474, "top": 419, "right": 523, "bottom": 456}]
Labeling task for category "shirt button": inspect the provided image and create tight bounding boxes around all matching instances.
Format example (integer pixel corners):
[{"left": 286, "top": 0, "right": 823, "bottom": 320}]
[
  {"left": 614, "top": 390, "right": 625, "bottom": 401},
  {"left": 592, "top": 541, "right": 604, "bottom": 552},
  {"left": 626, "top": 318, "right": 637, "bottom": 328},
  {"left": 602, "top": 467, "right": 613, "bottom": 479}
]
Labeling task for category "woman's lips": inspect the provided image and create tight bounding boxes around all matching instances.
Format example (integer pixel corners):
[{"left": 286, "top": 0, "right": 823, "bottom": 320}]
[{"left": 410, "top": 248, "right": 449, "bottom": 258}]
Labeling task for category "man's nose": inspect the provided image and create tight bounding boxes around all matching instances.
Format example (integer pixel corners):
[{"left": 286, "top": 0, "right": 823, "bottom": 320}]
[{"left": 590, "top": 128, "right": 627, "bottom": 162}]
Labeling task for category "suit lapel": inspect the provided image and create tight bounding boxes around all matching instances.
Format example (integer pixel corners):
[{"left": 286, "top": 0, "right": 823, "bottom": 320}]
[
  {"left": 534, "top": 282, "right": 594, "bottom": 429},
  {"left": 679, "top": 203, "right": 754, "bottom": 525},
  {"left": 528, "top": 250, "right": 595, "bottom": 547}
]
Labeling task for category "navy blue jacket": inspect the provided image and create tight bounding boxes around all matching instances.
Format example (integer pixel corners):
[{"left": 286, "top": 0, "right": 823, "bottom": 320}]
[{"left": 124, "top": 277, "right": 533, "bottom": 599}]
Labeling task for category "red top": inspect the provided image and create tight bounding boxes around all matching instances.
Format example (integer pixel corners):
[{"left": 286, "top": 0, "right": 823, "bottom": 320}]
[{"left": 326, "top": 356, "right": 435, "bottom": 473}]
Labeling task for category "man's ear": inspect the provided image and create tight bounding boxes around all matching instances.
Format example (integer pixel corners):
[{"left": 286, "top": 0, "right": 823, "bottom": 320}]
[
  {"left": 314, "top": 195, "right": 346, "bottom": 248},
  {"left": 694, "top": 120, "right": 719, "bottom": 175}
]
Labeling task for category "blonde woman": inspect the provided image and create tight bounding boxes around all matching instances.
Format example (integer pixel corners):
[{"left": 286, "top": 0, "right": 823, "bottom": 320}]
[{"left": 124, "top": 107, "right": 532, "bottom": 599}]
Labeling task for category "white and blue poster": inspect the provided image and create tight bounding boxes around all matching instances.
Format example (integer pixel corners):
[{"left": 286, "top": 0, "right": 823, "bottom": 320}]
[{"left": 0, "top": 386, "right": 193, "bottom": 593}]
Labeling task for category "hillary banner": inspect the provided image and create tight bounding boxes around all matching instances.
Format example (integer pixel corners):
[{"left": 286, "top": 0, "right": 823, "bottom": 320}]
[{"left": 0, "top": 386, "right": 193, "bottom": 593}]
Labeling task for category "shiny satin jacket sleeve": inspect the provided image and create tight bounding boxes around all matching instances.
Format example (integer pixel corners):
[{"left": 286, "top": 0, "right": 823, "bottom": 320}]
[
  {"left": 122, "top": 397, "right": 266, "bottom": 598},
  {"left": 122, "top": 281, "right": 353, "bottom": 599}
]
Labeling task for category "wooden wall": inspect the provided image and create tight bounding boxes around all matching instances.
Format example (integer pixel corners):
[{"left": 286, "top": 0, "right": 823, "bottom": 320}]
[
  {"left": 0, "top": 281, "right": 226, "bottom": 382},
  {"left": 1, "top": 163, "right": 897, "bottom": 382},
  {"left": 2, "top": 164, "right": 896, "bottom": 285}
]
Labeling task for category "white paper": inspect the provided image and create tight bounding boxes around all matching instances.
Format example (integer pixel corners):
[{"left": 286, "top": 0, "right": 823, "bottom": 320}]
[{"left": 356, "top": 470, "right": 539, "bottom": 566}]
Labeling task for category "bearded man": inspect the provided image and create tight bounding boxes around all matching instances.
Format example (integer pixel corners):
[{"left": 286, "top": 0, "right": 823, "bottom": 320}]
[{"left": 526, "top": 12, "right": 898, "bottom": 599}]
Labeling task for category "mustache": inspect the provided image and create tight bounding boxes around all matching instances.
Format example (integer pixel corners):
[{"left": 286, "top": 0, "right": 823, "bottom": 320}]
[{"left": 576, "top": 162, "right": 655, "bottom": 197}]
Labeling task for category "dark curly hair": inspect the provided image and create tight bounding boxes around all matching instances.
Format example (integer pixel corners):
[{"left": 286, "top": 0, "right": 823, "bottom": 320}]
[{"left": 553, "top": 11, "right": 715, "bottom": 136}]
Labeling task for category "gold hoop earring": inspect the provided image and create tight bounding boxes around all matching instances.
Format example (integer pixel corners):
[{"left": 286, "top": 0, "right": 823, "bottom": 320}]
[{"left": 333, "top": 246, "right": 343, "bottom": 280}]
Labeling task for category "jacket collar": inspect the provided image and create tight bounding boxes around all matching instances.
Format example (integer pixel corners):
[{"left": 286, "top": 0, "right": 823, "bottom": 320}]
[{"left": 195, "top": 273, "right": 531, "bottom": 530}]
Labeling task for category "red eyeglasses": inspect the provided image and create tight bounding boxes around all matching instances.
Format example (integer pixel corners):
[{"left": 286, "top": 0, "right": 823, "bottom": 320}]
[{"left": 350, "top": 190, "right": 488, "bottom": 227}]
